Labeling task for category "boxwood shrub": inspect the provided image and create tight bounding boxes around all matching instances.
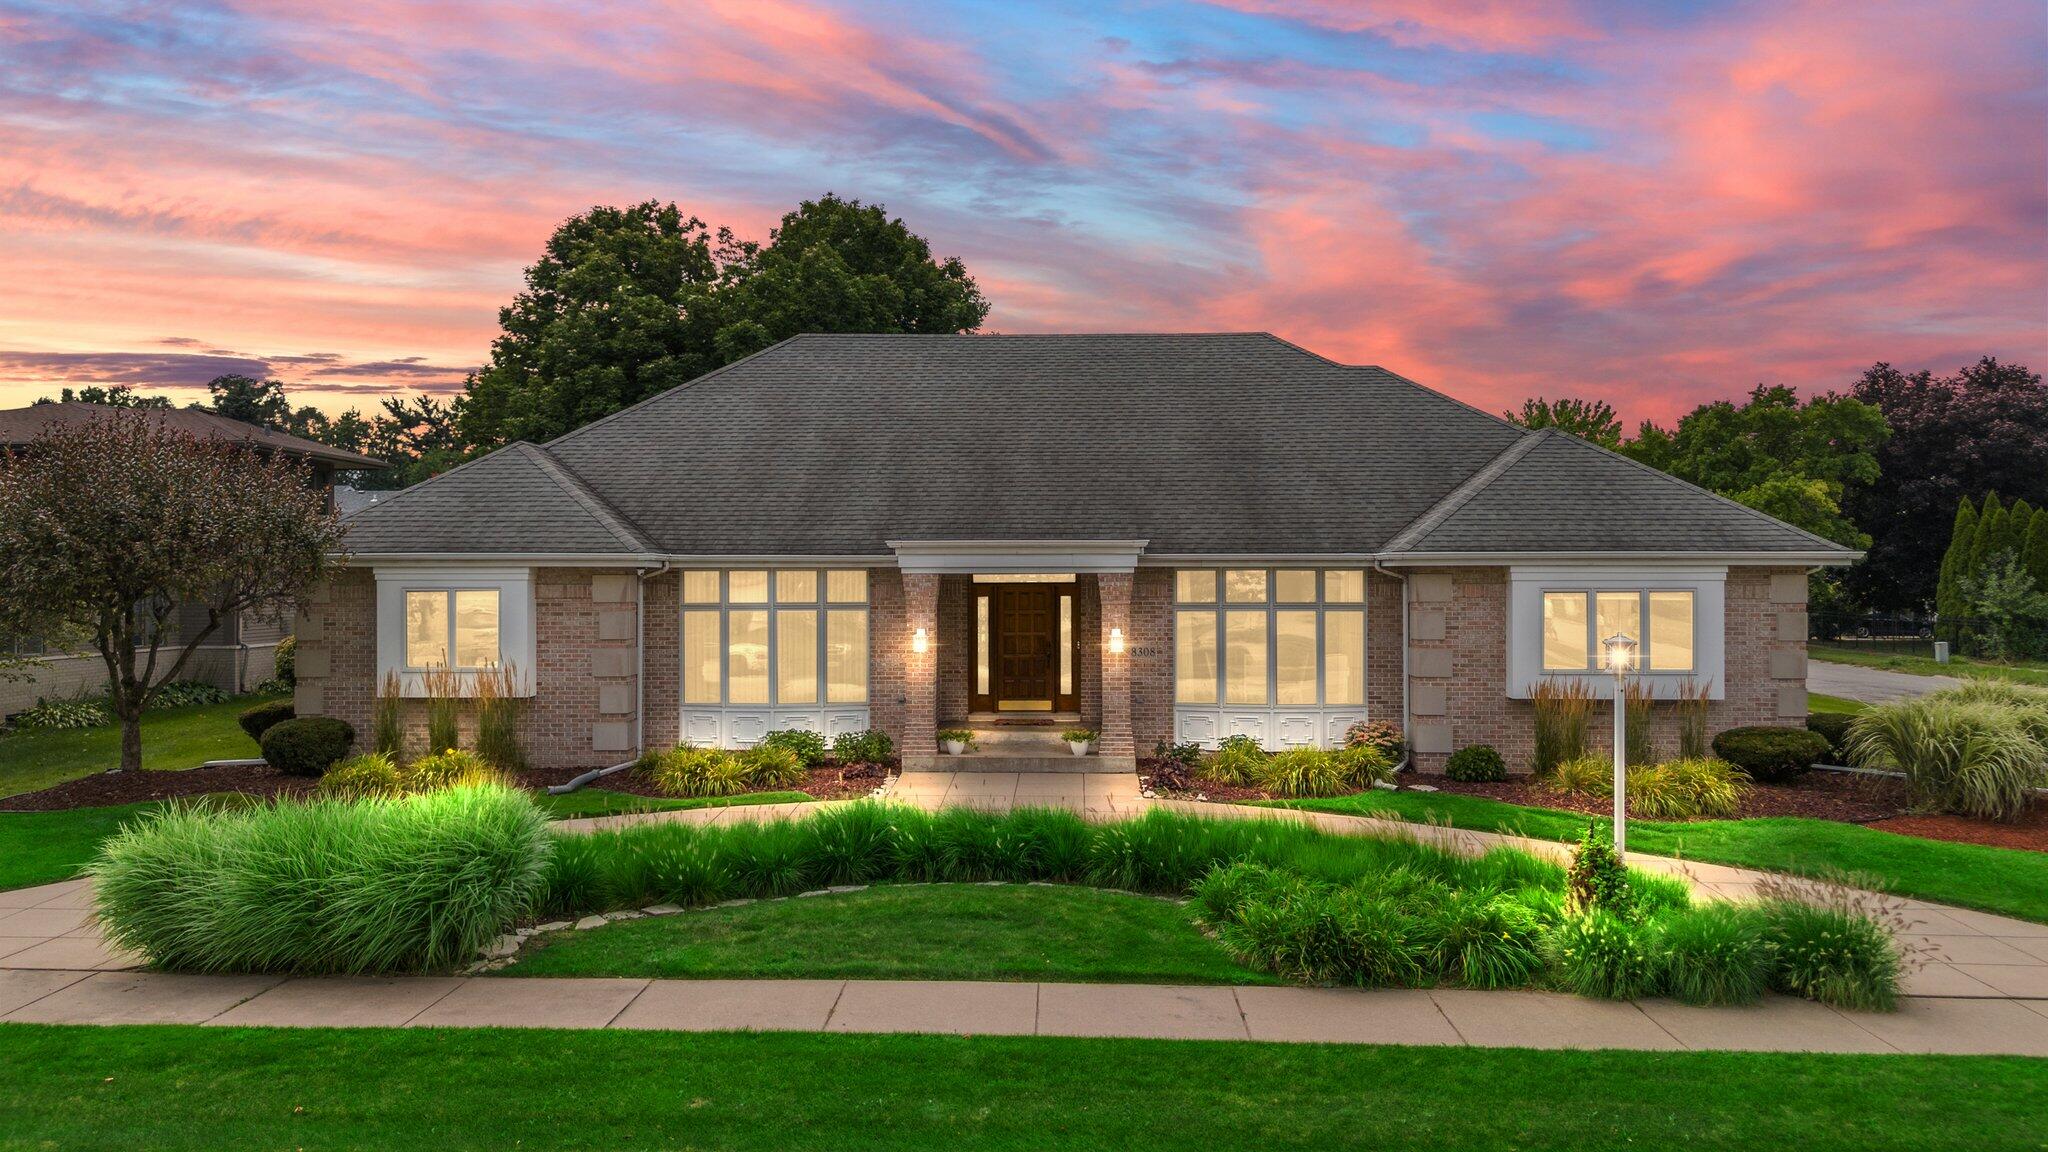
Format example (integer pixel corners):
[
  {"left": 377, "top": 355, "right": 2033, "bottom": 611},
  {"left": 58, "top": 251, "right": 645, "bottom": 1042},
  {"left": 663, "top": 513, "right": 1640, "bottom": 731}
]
[
  {"left": 1711, "top": 725, "right": 1829, "bottom": 783},
  {"left": 1804, "top": 712, "right": 1854, "bottom": 762},
  {"left": 237, "top": 699, "right": 296, "bottom": 742},
  {"left": 1444, "top": 744, "right": 1507, "bottom": 782},
  {"left": 259, "top": 716, "right": 356, "bottom": 777}
]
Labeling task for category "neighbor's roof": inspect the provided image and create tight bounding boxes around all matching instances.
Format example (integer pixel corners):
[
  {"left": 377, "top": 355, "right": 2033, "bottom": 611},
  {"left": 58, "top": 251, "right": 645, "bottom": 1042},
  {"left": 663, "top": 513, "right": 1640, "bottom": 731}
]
[
  {"left": 338, "top": 333, "right": 1851, "bottom": 561},
  {"left": 0, "top": 402, "right": 387, "bottom": 470}
]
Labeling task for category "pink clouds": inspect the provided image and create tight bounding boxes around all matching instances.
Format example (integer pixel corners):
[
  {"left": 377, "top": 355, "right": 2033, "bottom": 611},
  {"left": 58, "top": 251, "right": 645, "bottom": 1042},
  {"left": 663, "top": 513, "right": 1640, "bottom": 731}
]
[{"left": 0, "top": 0, "right": 2040, "bottom": 424}]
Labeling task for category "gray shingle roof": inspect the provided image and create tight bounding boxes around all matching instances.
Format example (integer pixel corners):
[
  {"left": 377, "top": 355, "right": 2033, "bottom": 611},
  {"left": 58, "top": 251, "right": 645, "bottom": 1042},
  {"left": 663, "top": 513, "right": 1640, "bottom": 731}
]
[
  {"left": 0, "top": 401, "right": 386, "bottom": 470},
  {"left": 341, "top": 441, "right": 649, "bottom": 555},
  {"left": 1385, "top": 429, "right": 1844, "bottom": 555},
  {"left": 340, "top": 333, "right": 1849, "bottom": 560}
]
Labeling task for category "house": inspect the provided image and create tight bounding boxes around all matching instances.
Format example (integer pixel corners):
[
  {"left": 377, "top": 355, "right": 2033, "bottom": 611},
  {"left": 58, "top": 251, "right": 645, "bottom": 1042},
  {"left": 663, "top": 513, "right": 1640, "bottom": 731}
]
[
  {"left": 0, "top": 401, "right": 385, "bottom": 716},
  {"left": 303, "top": 334, "right": 1852, "bottom": 772}
]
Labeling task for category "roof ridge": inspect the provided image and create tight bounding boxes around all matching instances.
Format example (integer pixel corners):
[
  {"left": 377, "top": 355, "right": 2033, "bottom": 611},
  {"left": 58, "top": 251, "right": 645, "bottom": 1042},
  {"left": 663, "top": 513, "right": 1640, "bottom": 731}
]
[
  {"left": 331, "top": 440, "right": 515, "bottom": 528},
  {"left": 543, "top": 334, "right": 811, "bottom": 452},
  {"left": 1384, "top": 429, "right": 1546, "bottom": 553},
  {"left": 514, "top": 442, "right": 654, "bottom": 553}
]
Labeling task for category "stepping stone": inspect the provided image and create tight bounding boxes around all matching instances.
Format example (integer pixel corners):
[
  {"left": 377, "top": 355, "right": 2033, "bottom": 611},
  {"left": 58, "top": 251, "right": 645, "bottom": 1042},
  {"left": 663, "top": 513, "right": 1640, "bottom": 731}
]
[
  {"left": 603, "top": 910, "right": 645, "bottom": 922},
  {"left": 573, "top": 916, "right": 608, "bottom": 931},
  {"left": 534, "top": 921, "right": 572, "bottom": 933},
  {"left": 643, "top": 905, "right": 683, "bottom": 915}
]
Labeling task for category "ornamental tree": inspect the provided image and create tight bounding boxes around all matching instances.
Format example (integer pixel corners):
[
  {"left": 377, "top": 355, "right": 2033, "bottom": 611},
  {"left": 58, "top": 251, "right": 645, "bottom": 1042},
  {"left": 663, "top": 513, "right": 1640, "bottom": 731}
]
[{"left": 0, "top": 412, "right": 347, "bottom": 771}]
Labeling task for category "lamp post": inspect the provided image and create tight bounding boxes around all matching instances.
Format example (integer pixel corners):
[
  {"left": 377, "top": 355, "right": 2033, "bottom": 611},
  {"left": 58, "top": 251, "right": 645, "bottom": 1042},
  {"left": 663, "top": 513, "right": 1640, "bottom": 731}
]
[{"left": 1603, "top": 632, "right": 1638, "bottom": 857}]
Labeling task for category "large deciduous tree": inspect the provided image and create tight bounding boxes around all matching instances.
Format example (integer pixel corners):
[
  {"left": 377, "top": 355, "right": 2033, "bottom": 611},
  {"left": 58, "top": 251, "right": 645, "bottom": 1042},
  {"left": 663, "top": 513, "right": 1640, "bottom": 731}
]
[
  {"left": 1842, "top": 357, "right": 2048, "bottom": 611},
  {"left": 1619, "top": 384, "right": 1888, "bottom": 549},
  {"left": 1504, "top": 397, "right": 1623, "bottom": 448},
  {"left": 456, "top": 194, "right": 987, "bottom": 448},
  {"left": 0, "top": 412, "right": 347, "bottom": 771}
]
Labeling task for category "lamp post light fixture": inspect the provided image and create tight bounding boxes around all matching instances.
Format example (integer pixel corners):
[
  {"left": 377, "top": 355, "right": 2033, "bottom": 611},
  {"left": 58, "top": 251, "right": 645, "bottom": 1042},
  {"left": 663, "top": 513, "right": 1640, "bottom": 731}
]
[{"left": 1603, "top": 632, "right": 1638, "bottom": 856}]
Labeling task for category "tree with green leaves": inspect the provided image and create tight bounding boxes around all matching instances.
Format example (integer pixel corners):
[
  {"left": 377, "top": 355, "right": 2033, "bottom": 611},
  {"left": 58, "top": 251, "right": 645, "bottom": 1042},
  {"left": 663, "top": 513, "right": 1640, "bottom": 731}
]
[
  {"left": 38, "top": 385, "right": 171, "bottom": 409},
  {"left": 0, "top": 412, "right": 346, "bottom": 770},
  {"left": 1619, "top": 384, "right": 1887, "bottom": 548},
  {"left": 456, "top": 194, "right": 987, "bottom": 449},
  {"left": 1968, "top": 492, "right": 2008, "bottom": 576},
  {"left": 207, "top": 374, "right": 332, "bottom": 441},
  {"left": 2027, "top": 507, "right": 2048, "bottom": 591},
  {"left": 1504, "top": 397, "right": 1622, "bottom": 448},
  {"left": 1936, "top": 497, "right": 1981, "bottom": 624}
]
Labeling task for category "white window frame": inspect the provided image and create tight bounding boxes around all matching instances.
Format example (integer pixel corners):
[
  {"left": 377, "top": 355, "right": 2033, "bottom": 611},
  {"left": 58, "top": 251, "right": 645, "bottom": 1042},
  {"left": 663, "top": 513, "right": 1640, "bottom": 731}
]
[
  {"left": 1171, "top": 567, "right": 1370, "bottom": 750},
  {"left": 678, "top": 568, "right": 871, "bottom": 748},
  {"left": 1508, "top": 565, "right": 1726, "bottom": 700},
  {"left": 373, "top": 566, "right": 536, "bottom": 697}
]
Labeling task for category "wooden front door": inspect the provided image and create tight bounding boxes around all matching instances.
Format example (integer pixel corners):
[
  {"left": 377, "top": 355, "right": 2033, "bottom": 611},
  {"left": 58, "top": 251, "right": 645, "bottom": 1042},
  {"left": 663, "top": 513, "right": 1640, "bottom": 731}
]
[{"left": 995, "top": 585, "right": 1056, "bottom": 705}]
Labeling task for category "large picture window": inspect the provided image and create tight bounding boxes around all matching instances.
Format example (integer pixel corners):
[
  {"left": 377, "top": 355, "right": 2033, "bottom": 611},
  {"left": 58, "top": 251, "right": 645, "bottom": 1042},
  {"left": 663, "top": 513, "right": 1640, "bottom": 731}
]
[
  {"left": 403, "top": 589, "right": 500, "bottom": 670},
  {"left": 681, "top": 570, "right": 868, "bottom": 706},
  {"left": 1540, "top": 589, "right": 1696, "bottom": 673},
  {"left": 1174, "top": 569, "right": 1368, "bottom": 709}
]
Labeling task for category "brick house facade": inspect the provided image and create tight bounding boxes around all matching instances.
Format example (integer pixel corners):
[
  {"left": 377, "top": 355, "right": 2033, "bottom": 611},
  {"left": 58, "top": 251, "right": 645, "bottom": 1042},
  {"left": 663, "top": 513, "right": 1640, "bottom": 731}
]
[{"left": 311, "top": 334, "right": 1852, "bottom": 777}]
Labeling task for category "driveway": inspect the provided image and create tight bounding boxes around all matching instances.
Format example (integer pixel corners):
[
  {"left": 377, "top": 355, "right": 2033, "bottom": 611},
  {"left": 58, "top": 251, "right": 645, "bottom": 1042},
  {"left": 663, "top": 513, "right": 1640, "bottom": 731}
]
[{"left": 1810, "top": 659, "right": 1963, "bottom": 704}]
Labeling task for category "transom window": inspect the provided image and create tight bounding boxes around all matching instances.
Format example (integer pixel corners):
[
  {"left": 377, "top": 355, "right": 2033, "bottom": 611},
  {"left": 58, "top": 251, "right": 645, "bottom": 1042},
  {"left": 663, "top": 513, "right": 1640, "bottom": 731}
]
[
  {"left": 403, "top": 589, "right": 500, "bottom": 670},
  {"left": 1174, "top": 569, "right": 1367, "bottom": 707},
  {"left": 681, "top": 570, "right": 869, "bottom": 705},
  {"left": 1541, "top": 589, "right": 1695, "bottom": 672}
]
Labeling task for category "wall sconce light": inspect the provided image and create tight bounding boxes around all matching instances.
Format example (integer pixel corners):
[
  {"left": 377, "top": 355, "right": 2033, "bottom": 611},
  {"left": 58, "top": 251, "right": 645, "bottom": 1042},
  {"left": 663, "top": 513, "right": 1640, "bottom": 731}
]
[
  {"left": 912, "top": 627, "right": 929, "bottom": 655},
  {"left": 1108, "top": 627, "right": 1125, "bottom": 655}
]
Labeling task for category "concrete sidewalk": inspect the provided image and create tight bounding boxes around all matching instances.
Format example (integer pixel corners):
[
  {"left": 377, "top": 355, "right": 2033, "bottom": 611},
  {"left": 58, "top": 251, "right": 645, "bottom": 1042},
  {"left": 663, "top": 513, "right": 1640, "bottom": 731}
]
[{"left": 3, "top": 970, "right": 2044, "bottom": 1055}]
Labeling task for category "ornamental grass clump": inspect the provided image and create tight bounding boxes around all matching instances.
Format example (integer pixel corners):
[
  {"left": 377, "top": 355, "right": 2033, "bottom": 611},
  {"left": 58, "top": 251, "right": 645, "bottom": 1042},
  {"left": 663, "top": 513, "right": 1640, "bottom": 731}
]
[
  {"left": 1760, "top": 899, "right": 1901, "bottom": 1012},
  {"left": 372, "top": 670, "right": 404, "bottom": 759},
  {"left": 1623, "top": 680, "right": 1656, "bottom": 766},
  {"left": 92, "top": 783, "right": 551, "bottom": 974},
  {"left": 1546, "top": 911, "right": 1658, "bottom": 999},
  {"left": 645, "top": 746, "right": 751, "bottom": 797},
  {"left": 472, "top": 663, "right": 526, "bottom": 771},
  {"left": 1674, "top": 677, "right": 1712, "bottom": 760},
  {"left": 1844, "top": 694, "right": 2047, "bottom": 821},
  {"left": 1530, "top": 677, "right": 1594, "bottom": 774},
  {"left": 1202, "top": 734, "right": 1267, "bottom": 786},
  {"left": 1654, "top": 903, "right": 1772, "bottom": 1006},
  {"left": 1550, "top": 755, "right": 1749, "bottom": 819},
  {"left": 421, "top": 664, "right": 463, "bottom": 754}
]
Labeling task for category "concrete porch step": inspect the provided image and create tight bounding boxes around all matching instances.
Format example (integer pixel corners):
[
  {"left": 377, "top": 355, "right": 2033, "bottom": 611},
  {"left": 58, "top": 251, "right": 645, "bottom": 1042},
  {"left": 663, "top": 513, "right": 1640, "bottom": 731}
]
[
  {"left": 959, "top": 727, "right": 1076, "bottom": 749},
  {"left": 931, "top": 751, "right": 1135, "bottom": 774}
]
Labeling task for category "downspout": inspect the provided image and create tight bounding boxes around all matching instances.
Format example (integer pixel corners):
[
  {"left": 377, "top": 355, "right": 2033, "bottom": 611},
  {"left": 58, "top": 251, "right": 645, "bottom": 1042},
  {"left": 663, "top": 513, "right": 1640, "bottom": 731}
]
[
  {"left": 1372, "top": 561, "right": 1410, "bottom": 773},
  {"left": 548, "top": 560, "right": 672, "bottom": 795}
]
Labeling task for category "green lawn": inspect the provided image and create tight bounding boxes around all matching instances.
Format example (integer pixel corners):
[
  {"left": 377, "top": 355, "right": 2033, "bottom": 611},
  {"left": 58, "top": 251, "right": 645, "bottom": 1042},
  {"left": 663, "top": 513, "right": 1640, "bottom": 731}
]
[
  {"left": 1808, "top": 692, "right": 1868, "bottom": 714},
  {"left": 0, "top": 802, "right": 165, "bottom": 892},
  {"left": 0, "top": 1025, "right": 2038, "bottom": 1151},
  {"left": 1812, "top": 646, "right": 2048, "bottom": 687},
  {"left": 1279, "top": 790, "right": 2048, "bottom": 923},
  {"left": 529, "top": 788, "right": 810, "bottom": 820},
  {"left": 504, "top": 881, "right": 1270, "bottom": 985},
  {"left": 0, "top": 694, "right": 280, "bottom": 799}
]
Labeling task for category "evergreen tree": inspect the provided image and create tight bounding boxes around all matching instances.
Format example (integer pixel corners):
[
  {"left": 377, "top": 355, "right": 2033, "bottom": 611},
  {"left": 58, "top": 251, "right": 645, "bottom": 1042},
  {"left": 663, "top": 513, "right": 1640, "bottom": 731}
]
[
  {"left": 2007, "top": 500, "right": 2037, "bottom": 564},
  {"left": 2026, "top": 508, "right": 2048, "bottom": 591},
  {"left": 1969, "top": 492, "right": 2006, "bottom": 574},
  {"left": 1935, "top": 497, "right": 1979, "bottom": 622}
]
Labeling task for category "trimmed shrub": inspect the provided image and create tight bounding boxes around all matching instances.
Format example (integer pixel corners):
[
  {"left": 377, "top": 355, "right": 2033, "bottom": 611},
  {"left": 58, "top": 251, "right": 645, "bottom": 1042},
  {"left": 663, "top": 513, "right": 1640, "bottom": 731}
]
[
  {"left": 318, "top": 752, "right": 402, "bottom": 798},
  {"left": 92, "top": 783, "right": 552, "bottom": 974},
  {"left": 1843, "top": 697, "right": 2046, "bottom": 822},
  {"left": 1760, "top": 899, "right": 1900, "bottom": 1012},
  {"left": 237, "top": 699, "right": 295, "bottom": 742},
  {"left": 1203, "top": 734, "right": 1267, "bottom": 786},
  {"left": 762, "top": 729, "right": 829, "bottom": 769},
  {"left": 272, "top": 634, "right": 297, "bottom": 688},
  {"left": 1712, "top": 726, "right": 1828, "bottom": 784},
  {"left": 1547, "top": 911, "right": 1657, "bottom": 999},
  {"left": 1805, "top": 712, "right": 1854, "bottom": 761},
  {"left": 1343, "top": 720, "right": 1406, "bottom": 762},
  {"left": 1655, "top": 904, "right": 1771, "bottom": 1006},
  {"left": 831, "top": 728, "right": 894, "bottom": 766},
  {"left": 1444, "top": 744, "right": 1507, "bottom": 783},
  {"left": 259, "top": 716, "right": 355, "bottom": 777}
]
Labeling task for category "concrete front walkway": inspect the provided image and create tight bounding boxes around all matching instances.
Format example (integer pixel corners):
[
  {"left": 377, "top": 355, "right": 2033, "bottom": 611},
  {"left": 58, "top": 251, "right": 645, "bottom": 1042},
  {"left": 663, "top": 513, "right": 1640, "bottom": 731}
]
[{"left": 4, "top": 970, "right": 2046, "bottom": 1054}]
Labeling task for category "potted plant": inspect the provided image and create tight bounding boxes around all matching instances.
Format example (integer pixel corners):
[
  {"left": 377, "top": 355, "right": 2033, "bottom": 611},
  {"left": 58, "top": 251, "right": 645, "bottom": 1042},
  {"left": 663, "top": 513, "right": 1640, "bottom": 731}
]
[
  {"left": 937, "top": 728, "right": 976, "bottom": 756},
  {"left": 1062, "top": 727, "right": 1098, "bottom": 756}
]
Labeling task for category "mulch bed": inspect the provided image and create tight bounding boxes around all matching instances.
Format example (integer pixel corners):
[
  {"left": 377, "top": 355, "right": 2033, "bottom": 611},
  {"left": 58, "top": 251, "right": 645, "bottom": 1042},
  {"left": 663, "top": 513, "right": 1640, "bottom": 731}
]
[
  {"left": 0, "top": 763, "right": 316, "bottom": 812},
  {"left": 1869, "top": 808, "right": 2048, "bottom": 853}
]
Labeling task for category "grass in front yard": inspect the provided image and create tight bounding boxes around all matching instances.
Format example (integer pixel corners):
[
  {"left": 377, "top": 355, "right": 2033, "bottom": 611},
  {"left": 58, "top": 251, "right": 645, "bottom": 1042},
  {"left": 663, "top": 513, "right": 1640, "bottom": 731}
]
[
  {"left": 0, "top": 1025, "right": 2039, "bottom": 1151},
  {"left": 0, "top": 694, "right": 281, "bottom": 799},
  {"left": 1808, "top": 692, "right": 1868, "bottom": 714},
  {"left": 1279, "top": 791, "right": 2048, "bottom": 924},
  {"left": 0, "top": 802, "right": 164, "bottom": 891},
  {"left": 529, "top": 788, "right": 810, "bottom": 820},
  {"left": 503, "top": 881, "right": 1270, "bottom": 985},
  {"left": 1811, "top": 647, "right": 2048, "bottom": 687}
]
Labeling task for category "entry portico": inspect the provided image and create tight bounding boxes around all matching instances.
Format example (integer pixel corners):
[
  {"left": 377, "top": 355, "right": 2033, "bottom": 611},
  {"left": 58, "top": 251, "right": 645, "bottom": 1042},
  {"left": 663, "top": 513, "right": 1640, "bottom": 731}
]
[{"left": 889, "top": 539, "right": 1146, "bottom": 769}]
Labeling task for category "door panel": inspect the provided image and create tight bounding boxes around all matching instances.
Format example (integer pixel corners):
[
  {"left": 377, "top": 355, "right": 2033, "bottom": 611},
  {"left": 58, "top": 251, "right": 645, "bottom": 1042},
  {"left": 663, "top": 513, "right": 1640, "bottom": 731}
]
[{"left": 996, "top": 585, "right": 1056, "bottom": 704}]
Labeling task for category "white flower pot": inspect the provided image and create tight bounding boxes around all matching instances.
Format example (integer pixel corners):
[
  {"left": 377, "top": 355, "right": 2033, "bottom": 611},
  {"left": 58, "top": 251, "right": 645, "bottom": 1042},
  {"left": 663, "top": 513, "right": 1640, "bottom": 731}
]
[
  {"left": 1068, "top": 740, "right": 1091, "bottom": 756},
  {"left": 942, "top": 739, "right": 968, "bottom": 756}
]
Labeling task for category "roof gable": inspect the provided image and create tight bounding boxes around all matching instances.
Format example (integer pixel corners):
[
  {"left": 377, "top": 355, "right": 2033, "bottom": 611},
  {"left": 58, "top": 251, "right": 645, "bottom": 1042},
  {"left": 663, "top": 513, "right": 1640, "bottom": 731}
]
[{"left": 342, "top": 441, "right": 649, "bottom": 555}]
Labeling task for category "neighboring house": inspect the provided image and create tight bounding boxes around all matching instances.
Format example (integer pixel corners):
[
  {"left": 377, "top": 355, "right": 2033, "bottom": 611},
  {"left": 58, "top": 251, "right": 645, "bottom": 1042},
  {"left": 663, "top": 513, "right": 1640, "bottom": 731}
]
[
  {"left": 305, "top": 334, "right": 1852, "bottom": 772},
  {"left": 0, "top": 402, "right": 385, "bottom": 716}
]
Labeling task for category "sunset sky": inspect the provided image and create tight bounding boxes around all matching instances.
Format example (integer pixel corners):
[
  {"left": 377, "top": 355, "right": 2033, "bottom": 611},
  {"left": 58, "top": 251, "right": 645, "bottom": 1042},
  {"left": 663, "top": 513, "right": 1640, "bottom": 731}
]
[{"left": 1, "top": 0, "right": 2043, "bottom": 425}]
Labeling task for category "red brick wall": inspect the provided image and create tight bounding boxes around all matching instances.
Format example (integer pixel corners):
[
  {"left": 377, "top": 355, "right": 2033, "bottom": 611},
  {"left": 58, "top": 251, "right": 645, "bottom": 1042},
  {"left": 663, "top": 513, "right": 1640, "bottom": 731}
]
[
  {"left": 1129, "top": 567, "right": 1175, "bottom": 753},
  {"left": 936, "top": 574, "right": 971, "bottom": 724},
  {"left": 1405, "top": 565, "right": 1809, "bottom": 775},
  {"left": 643, "top": 571, "right": 679, "bottom": 749},
  {"left": 868, "top": 567, "right": 906, "bottom": 750},
  {"left": 1368, "top": 570, "right": 1404, "bottom": 726},
  {"left": 294, "top": 567, "right": 375, "bottom": 739}
]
